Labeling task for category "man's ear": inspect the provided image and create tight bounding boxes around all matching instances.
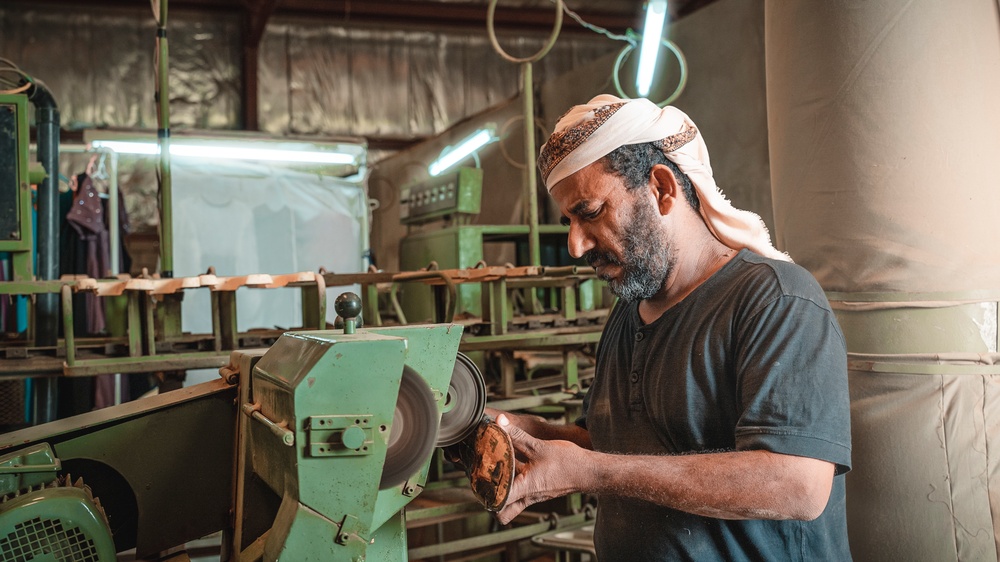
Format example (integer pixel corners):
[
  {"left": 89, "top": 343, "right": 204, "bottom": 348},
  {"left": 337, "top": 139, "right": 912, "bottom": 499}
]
[{"left": 649, "top": 164, "right": 680, "bottom": 215}]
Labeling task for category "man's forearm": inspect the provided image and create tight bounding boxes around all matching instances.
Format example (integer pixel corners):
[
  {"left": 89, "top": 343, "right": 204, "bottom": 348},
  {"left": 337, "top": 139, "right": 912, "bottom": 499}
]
[{"left": 581, "top": 449, "right": 834, "bottom": 521}]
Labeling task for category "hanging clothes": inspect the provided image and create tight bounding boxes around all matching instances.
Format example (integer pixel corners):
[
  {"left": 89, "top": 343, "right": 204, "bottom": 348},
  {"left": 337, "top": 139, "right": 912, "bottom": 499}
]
[
  {"left": 61, "top": 171, "right": 137, "bottom": 412},
  {"left": 66, "top": 173, "right": 109, "bottom": 334}
]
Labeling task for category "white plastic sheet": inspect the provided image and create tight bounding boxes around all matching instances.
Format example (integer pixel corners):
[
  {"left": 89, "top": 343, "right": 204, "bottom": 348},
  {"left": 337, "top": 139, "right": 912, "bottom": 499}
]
[{"left": 170, "top": 159, "right": 368, "bottom": 336}]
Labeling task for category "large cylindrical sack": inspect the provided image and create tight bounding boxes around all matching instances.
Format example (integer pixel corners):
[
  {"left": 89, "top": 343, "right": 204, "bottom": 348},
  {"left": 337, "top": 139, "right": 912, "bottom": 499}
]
[{"left": 765, "top": 1, "right": 1000, "bottom": 560}]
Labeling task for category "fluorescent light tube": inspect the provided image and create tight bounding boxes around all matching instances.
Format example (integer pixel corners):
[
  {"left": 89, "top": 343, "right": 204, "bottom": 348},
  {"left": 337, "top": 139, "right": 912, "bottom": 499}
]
[
  {"left": 636, "top": 0, "right": 668, "bottom": 97},
  {"left": 428, "top": 129, "right": 495, "bottom": 177},
  {"left": 90, "top": 140, "right": 356, "bottom": 165},
  {"left": 90, "top": 140, "right": 160, "bottom": 155}
]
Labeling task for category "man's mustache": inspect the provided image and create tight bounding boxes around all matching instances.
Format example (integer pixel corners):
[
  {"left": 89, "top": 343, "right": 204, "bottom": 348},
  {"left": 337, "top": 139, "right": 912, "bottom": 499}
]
[{"left": 583, "top": 249, "right": 621, "bottom": 268}]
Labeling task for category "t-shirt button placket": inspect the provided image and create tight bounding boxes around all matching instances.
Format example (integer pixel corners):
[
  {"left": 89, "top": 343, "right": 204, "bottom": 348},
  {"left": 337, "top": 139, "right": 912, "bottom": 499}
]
[
  {"left": 635, "top": 331, "right": 644, "bottom": 342},
  {"left": 630, "top": 371, "right": 639, "bottom": 383}
]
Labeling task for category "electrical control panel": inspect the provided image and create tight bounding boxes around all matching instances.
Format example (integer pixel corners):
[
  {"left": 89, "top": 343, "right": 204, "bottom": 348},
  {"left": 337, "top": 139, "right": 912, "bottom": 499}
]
[
  {"left": 400, "top": 167, "right": 482, "bottom": 225},
  {"left": 0, "top": 95, "right": 25, "bottom": 242}
]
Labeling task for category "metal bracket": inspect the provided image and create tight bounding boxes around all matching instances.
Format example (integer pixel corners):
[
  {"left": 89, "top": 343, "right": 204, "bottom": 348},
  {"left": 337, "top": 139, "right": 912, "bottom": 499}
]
[
  {"left": 335, "top": 514, "right": 368, "bottom": 546},
  {"left": 401, "top": 478, "right": 422, "bottom": 497},
  {"left": 308, "top": 415, "right": 374, "bottom": 457}
]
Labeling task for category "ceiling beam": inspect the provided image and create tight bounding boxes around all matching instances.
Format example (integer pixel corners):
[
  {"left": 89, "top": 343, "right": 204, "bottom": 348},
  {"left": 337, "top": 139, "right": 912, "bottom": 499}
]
[
  {"left": 275, "top": 1, "right": 639, "bottom": 34},
  {"left": 14, "top": 0, "right": 642, "bottom": 35}
]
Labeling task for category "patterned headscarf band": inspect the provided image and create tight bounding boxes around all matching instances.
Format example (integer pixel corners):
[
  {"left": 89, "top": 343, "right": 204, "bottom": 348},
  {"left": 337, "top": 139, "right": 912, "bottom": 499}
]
[{"left": 537, "top": 94, "right": 790, "bottom": 262}]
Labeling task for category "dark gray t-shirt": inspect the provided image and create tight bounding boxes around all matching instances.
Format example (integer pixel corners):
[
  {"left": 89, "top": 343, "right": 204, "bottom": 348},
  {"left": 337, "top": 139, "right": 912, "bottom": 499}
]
[{"left": 578, "top": 249, "right": 851, "bottom": 561}]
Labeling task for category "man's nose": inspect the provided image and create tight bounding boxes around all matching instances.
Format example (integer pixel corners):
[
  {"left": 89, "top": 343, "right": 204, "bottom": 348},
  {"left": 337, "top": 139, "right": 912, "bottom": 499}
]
[{"left": 566, "top": 222, "right": 594, "bottom": 259}]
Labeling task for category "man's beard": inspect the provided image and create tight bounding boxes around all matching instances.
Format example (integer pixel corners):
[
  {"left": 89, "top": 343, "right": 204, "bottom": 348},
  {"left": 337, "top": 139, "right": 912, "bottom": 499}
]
[{"left": 583, "top": 195, "right": 674, "bottom": 302}]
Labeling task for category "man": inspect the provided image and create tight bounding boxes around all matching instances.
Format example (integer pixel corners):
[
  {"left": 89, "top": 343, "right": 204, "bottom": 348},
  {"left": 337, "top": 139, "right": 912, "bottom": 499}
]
[{"left": 491, "top": 95, "right": 851, "bottom": 560}]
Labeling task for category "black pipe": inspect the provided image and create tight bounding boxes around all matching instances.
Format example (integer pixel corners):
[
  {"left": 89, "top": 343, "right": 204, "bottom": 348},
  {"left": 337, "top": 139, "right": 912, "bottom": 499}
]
[{"left": 26, "top": 81, "right": 60, "bottom": 424}]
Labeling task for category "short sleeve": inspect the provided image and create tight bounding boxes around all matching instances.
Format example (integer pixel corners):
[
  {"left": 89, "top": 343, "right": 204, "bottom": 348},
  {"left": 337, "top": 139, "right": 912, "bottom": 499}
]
[{"left": 733, "top": 294, "right": 852, "bottom": 474}]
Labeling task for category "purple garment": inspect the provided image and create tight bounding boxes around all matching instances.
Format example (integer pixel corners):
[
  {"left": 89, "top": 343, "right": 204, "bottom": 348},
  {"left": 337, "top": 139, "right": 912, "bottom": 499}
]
[{"left": 66, "top": 174, "right": 122, "bottom": 409}]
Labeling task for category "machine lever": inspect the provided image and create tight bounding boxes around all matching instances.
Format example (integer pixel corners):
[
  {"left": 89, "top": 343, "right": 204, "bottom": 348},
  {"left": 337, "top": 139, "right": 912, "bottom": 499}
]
[{"left": 242, "top": 403, "right": 295, "bottom": 446}]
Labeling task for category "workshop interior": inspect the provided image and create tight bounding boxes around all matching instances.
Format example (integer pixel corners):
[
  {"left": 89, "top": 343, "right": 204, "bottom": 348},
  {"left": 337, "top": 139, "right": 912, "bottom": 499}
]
[{"left": 1, "top": 0, "right": 999, "bottom": 561}]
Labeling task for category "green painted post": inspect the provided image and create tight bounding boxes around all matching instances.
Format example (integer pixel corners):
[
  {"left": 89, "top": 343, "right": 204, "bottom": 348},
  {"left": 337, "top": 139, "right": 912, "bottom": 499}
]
[
  {"left": 218, "top": 291, "right": 238, "bottom": 349},
  {"left": 562, "top": 349, "right": 579, "bottom": 392},
  {"left": 210, "top": 292, "right": 222, "bottom": 352},
  {"left": 60, "top": 285, "right": 75, "bottom": 367},
  {"left": 156, "top": 0, "right": 173, "bottom": 277},
  {"left": 300, "top": 286, "right": 320, "bottom": 329},
  {"left": 127, "top": 292, "right": 143, "bottom": 357},
  {"left": 144, "top": 295, "right": 157, "bottom": 356},
  {"left": 363, "top": 283, "right": 382, "bottom": 327},
  {"left": 562, "top": 283, "right": 577, "bottom": 321}
]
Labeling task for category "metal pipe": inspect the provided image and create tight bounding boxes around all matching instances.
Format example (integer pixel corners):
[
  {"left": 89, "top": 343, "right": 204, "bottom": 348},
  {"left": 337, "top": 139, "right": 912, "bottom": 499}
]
[
  {"left": 157, "top": 0, "right": 174, "bottom": 277},
  {"left": 108, "top": 151, "right": 120, "bottom": 276},
  {"left": 522, "top": 62, "right": 541, "bottom": 268},
  {"left": 26, "top": 80, "right": 60, "bottom": 424},
  {"left": 407, "top": 511, "right": 590, "bottom": 559},
  {"left": 60, "top": 285, "right": 75, "bottom": 367}
]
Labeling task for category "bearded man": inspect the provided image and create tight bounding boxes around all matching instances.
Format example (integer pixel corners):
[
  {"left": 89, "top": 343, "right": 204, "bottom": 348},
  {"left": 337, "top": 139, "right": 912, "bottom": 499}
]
[{"left": 490, "top": 95, "right": 852, "bottom": 561}]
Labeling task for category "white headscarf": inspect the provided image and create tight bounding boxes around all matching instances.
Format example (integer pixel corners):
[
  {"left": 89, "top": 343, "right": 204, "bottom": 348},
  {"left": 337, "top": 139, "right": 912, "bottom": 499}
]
[{"left": 538, "top": 94, "right": 790, "bottom": 262}]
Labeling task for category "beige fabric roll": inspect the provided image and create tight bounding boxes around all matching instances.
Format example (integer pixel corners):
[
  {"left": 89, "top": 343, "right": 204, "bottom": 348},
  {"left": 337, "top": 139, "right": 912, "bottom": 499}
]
[{"left": 765, "top": 1, "right": 1000, "bottom": 293}]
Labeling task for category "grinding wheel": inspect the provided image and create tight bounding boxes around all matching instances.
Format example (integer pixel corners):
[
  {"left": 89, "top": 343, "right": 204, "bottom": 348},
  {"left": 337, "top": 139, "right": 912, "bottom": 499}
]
[
  {"left": 436, "top": 353, "right": 487, "bottom": 447},
  {"left": 380, "top": 366, "right": 439, "bottom": 489}
]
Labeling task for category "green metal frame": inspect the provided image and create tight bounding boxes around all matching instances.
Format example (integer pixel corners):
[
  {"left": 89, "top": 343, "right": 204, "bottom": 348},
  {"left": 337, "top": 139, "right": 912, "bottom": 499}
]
[
  {"left": 0, "top": 94, "right": 33, "bottom": 282},
  {"left": 398, "top": 224, "right": 574, "bottom": 322},
  {"left": 0, "top": 273, "right": 332, "bottom": 377}
]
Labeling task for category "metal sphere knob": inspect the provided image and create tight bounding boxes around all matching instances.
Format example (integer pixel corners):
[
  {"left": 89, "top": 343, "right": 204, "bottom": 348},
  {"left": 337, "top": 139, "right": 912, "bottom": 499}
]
[
  {"left": 335, "top": 292, "right": 363, "bottom": 319},
  {"left": 334, "top": 293, "right": 363, "bottom": 334}
]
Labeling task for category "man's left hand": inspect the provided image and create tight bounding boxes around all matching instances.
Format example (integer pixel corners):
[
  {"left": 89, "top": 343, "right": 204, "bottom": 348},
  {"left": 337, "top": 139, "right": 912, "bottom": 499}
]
[{"left": 495, "top": 414, "right": 591, "bottom": 525}]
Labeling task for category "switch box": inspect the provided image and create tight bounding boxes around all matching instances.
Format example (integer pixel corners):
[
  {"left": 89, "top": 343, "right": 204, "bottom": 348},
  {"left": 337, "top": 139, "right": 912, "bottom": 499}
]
[{"left": 400, "top": 167, "right": 482, "bottom": 225}]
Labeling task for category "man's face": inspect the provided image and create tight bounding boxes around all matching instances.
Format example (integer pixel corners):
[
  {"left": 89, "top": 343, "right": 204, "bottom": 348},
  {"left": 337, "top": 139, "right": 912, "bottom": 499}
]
[{"left": 551, "top": 162, "right": 674, "bottom": 302}]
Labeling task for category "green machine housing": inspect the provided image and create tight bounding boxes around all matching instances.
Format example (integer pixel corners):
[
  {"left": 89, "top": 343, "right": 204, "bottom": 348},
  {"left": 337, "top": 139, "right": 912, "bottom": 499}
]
[
  {"left": 242, "top": 323, "right": 464, "bottom": 561},
  {"left": 0, "top": 310, "right": 467, "bottom": 561},
  {"left": 0, "top": 93, "right": 34, "bottom": 282},
  {"left": 398, "top": 167, "right": 580, "bottom": 323}
]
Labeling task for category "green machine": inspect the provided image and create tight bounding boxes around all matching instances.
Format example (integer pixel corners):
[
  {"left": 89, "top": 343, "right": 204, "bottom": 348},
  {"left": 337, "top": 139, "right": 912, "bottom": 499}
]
[
  {"left": 398, "top": 167, "right": 574, "bottom": 323},
  {"left": 0, "top": 293, "right": 487, "bottom": 561},
  {"left": 0, "top": 93, "right": 34, "bottom": 283}
]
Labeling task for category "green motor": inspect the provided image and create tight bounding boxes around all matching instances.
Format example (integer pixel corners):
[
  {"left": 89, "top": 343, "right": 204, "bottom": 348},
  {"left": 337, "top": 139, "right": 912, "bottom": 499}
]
[{"left": 0, "top": 443, "right": 115, "bottom": 561}]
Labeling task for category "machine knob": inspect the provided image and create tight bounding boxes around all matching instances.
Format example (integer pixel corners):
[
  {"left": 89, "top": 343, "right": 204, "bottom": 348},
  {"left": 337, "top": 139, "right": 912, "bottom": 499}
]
[
  {"left": 334, "top": 292, "right": 363, "bottom": 334},
  {"left": 342, "top": 425, "right": 366, "bottom": 450}
]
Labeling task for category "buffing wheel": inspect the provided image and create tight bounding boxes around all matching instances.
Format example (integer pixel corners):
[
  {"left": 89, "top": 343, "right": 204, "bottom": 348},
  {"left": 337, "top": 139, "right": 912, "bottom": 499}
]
[
  {"left": 436, "top": 353, "right": 487, "bottom": 447},
  {"left": 380, "top": 366, "right": 439, "bottom": 489}
]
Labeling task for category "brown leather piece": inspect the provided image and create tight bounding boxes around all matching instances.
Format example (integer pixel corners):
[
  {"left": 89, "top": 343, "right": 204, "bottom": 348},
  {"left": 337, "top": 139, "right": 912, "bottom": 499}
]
[{"left": 446, "top": 417, "right": 514, "bottom": 512}]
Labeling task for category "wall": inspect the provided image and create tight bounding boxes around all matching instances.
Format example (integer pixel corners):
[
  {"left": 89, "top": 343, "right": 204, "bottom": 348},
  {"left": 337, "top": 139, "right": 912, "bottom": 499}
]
[
  {"left": 369, "top": 0, "right": 772, "bottom": 272},
  {"left": 0, "top": 3, "right": 617, "bottom": 235}
]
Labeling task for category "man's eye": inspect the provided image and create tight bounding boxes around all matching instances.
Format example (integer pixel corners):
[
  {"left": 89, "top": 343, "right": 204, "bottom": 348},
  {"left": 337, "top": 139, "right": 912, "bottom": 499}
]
[{"left": 582, "top": 208, "right": 601, "bottom": 220}]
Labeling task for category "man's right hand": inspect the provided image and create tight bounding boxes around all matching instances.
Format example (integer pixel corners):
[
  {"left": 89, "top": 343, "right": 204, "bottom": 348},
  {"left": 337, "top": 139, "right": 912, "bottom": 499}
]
[
  {"left": 494, "top": 413, "right": 595, "bottom": 524},
  {"left": 483, "top": 407, "right": 591, "bottom": 449}
]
